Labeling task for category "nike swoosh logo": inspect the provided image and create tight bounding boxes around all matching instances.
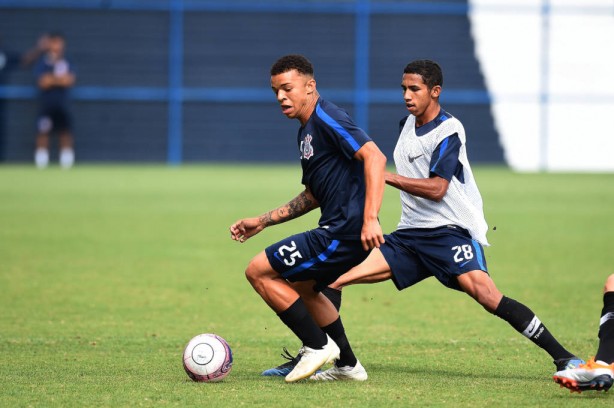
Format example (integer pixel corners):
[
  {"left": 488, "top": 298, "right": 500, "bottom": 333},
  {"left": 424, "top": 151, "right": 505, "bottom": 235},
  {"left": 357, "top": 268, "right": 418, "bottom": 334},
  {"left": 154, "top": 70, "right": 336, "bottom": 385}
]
[
  {"left": 408, "top": 154, "right": 423, "bottom": 163},
  {"left": 460, "top": 260, "right": 471, "bottom": 267}
]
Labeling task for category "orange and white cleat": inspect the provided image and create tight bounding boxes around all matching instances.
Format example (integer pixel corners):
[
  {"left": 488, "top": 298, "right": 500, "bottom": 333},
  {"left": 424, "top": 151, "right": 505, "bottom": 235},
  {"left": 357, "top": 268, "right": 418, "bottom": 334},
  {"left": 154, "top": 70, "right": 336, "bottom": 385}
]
[{"left": 553, "top": 358, "right": 614, "bottom": 393}]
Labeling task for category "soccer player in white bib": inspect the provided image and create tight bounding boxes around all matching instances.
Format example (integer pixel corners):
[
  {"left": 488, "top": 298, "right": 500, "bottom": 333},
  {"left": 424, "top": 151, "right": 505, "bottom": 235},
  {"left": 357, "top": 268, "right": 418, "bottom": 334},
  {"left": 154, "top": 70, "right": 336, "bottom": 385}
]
[
  {"left": 312, "top": 59, "right": 583, "bottom": 381},
  {"left": 553, "top": 274, "right": 614, "bottom": 392}
]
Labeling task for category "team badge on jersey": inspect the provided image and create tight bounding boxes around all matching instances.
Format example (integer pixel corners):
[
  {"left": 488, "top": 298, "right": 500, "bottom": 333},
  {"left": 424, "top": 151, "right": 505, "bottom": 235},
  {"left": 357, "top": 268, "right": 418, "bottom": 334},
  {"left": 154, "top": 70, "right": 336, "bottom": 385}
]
[{"left": 301, "top": 134, "right": 314, "bottom": 160}]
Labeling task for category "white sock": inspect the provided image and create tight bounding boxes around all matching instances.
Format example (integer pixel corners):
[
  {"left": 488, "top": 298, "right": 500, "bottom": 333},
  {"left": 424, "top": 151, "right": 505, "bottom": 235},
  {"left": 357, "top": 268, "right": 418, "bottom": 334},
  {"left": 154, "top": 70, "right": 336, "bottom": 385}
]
[
  {"left": 35, "top": 148, "right": 49, "bottom": 169},
  {"left": 60, "top": 148, "right": 74, "bottom": 169}
]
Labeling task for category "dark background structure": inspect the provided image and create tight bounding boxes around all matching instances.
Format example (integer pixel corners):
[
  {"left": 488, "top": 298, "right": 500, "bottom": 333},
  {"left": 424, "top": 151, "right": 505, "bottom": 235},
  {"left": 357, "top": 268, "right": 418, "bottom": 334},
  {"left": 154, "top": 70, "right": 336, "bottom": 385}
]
[{"left": 0, "top": 0, "right": 504, "bottom": 164}]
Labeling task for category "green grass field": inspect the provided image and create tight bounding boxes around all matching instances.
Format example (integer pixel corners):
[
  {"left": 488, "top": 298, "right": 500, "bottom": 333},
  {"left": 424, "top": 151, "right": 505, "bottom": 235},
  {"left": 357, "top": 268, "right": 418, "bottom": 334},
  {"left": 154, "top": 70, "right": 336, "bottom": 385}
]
[{"left": 1, "top": 164, "right": 613, "bottom": 407}]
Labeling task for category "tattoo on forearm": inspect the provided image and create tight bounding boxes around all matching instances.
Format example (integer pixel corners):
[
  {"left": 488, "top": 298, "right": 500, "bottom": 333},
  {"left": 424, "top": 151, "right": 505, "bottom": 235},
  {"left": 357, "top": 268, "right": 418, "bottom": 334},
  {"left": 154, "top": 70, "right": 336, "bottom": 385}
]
[
  {"left": 259, "top": 212, "right": 274, "bottom": 227},
  {"left": 288, "top": 191, "right": 315, "bottom": 217},
  {"left": 261, "top": 191, "right": 315, "bottom": 227}
]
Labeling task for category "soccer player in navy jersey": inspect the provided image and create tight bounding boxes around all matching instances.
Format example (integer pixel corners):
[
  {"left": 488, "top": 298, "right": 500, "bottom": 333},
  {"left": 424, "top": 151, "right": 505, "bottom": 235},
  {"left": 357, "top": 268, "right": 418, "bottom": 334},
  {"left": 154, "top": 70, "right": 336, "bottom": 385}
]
[
  {"left": 311, "top": 59, "right": 583, "bottom": 381},
  {"left": 230, "top": 54, "right": 387, "bottom": 382},
  {"left": 554, "top": 274, "right": 614, "bottom": 393}
]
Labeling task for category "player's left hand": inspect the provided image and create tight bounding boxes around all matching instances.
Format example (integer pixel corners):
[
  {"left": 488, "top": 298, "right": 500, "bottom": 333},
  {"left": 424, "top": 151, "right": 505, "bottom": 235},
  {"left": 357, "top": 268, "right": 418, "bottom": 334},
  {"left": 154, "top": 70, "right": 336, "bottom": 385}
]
[{"left": 361, "top": 219, "right": 385, "bottom": 251}]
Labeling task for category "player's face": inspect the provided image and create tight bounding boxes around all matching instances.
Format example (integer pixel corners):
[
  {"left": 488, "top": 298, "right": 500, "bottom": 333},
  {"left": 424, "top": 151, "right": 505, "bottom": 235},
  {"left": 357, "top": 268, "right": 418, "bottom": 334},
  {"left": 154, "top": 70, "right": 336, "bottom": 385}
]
[
  {"left": 271, "top": 70, "right": 316, "bottom": 124},
  {"left": 401, "top": 73, "right": 441, "bottom": 123},
  {"left": 47, "top": 38, "right": 65, "bottom": 60}
]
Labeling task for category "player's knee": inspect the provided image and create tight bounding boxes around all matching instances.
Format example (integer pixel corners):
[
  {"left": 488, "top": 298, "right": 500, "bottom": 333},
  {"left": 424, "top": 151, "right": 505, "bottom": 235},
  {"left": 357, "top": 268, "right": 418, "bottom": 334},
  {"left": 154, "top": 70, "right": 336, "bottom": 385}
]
[
  {"left": 472, "top": 288, "right": 502, "bottom": 313},
  {"left": 459, "top": 272, "right": 502, "bottom": 312},
  {"left": 604, "top": 274, "right": 614, "bottom": 293},
  {"left": 244, "top": 254, "right": 278, "bottom": 292},
  {"left": 244, "top": 260, "right": 263, "bottom": 287}
]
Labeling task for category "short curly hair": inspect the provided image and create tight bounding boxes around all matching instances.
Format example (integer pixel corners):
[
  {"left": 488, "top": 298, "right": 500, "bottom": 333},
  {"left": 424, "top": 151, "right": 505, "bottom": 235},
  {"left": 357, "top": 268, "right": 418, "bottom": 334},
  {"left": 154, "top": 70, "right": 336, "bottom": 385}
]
[
  {"left": 403, "top": 60, "right": 443, "bottom": 89},
  {"left": 270, "top": 54, "right": 314, "bottom": 77}
]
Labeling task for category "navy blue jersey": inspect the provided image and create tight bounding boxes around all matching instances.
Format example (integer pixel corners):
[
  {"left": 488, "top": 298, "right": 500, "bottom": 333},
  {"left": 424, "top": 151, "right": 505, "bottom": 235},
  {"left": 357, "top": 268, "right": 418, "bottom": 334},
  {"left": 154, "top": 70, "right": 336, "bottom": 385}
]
[
  {"left": 34, "top": 55, "right": 74, "bottom": 109},
  {"left": 298, "top": 98, "right": 372, "bottom": 239}
]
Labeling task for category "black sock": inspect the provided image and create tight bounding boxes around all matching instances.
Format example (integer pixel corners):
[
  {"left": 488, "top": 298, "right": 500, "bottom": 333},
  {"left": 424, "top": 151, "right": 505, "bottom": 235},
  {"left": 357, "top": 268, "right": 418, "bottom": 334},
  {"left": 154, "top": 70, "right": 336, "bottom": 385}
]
[
  {"left": 495, "top": 296, "right": 574, "bottom": 362},
  {"left": 322, "top": 317, "right": 357, "bottom": 367},
  {"left": 278, "top": 298, "right": 327, "bottom": 349},
  {"left": 321, "top": 287, "right": 342, "bottom": 312},
  {"left": 596, "top": 292, "right": 614, "bottom": 364}
]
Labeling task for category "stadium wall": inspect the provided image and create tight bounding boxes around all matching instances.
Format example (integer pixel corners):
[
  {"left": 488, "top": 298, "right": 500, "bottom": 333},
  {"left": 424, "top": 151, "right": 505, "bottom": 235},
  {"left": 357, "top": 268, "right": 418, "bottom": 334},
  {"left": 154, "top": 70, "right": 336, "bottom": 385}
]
[
  {"left": 470, "top": 0, "right": 614, "bottom": 172},
  {"left": 1, "top": 0, "right": 502, "bottom": 165}
]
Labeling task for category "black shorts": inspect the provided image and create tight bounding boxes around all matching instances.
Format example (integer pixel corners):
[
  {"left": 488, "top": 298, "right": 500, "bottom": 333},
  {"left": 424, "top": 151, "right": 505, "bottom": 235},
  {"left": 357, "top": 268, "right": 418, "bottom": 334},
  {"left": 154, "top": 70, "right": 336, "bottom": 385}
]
[
  {"left": 265, "top": 228, "right": 369, "bottom": 290},
  {"left": 379, "top": 225, "right": 488, "bottom": 292},
  {"left": 38, "top": 106, "right": 72, "bottom": 133}
]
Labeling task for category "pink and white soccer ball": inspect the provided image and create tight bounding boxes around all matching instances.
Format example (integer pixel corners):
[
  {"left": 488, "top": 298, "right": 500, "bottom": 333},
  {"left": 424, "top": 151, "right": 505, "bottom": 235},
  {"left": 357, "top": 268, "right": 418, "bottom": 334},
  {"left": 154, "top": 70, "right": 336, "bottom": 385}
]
[{"left": 183, "top": 333, "right": 233, "bottom": 382}]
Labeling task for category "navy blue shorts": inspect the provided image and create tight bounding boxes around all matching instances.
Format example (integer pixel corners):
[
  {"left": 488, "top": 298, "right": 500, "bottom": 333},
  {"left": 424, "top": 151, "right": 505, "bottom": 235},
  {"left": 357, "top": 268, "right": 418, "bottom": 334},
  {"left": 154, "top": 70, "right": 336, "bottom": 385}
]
[
  {"left": 265, "top": 228, "right": 369, "bottom": 290},
  {"left": 38, "top": 106, "right": 72, "bottom": 133},
  {"left": 379, "top": 225, "right": 488, "bottom": 292}
]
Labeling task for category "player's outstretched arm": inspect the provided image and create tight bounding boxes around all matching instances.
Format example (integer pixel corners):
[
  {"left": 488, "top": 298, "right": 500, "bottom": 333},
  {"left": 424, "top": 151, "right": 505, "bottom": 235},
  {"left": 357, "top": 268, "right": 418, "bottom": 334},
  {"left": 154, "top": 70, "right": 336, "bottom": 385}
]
[
  {"left": 21, "top": 34, "right": 49, "bottom": 68},
  {"left": 229, "top": 188, "right": 319, "bottom": 243},
  {"left": 385, "top": 171, "right": 449, "bottom": 202},
  {"left": 354, "top": 141, "right": 387, "bottom": 251}
]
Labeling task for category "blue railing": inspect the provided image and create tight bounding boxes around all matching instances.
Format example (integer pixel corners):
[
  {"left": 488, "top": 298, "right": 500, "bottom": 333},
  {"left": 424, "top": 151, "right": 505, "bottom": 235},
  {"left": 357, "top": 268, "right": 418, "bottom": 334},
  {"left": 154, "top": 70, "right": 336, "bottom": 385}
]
[{"left": 1, "top": 0, "right": 482, "bottom": 164}]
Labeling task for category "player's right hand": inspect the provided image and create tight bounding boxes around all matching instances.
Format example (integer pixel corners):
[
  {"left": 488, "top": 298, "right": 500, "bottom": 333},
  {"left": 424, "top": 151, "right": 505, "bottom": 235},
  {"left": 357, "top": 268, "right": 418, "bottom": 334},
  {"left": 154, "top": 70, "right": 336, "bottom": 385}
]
[{"left": 360, "top": 218, "right": 385, "bottom": 251}]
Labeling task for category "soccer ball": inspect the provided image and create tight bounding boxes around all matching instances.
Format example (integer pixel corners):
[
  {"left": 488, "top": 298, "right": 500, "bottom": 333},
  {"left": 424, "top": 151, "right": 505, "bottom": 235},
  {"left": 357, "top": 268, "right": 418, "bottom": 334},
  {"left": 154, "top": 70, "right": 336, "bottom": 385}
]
[{"left": 182, "top": 333, "right": 233, "bottom": 382}]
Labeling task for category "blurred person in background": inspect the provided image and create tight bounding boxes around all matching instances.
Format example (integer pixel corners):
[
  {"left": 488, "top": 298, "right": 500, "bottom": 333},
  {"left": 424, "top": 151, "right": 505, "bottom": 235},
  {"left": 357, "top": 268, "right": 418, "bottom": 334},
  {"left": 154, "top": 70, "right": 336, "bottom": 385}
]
[{"left": 30, "top": 32, "right": 76, "bottom": 169}]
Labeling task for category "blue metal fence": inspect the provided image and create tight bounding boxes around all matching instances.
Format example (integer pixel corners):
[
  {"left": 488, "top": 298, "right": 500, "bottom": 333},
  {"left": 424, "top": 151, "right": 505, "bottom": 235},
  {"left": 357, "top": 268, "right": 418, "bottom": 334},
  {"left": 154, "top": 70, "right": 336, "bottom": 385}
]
[{"left": 0, "top": 0, "right": 500, "bottom": 164}]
